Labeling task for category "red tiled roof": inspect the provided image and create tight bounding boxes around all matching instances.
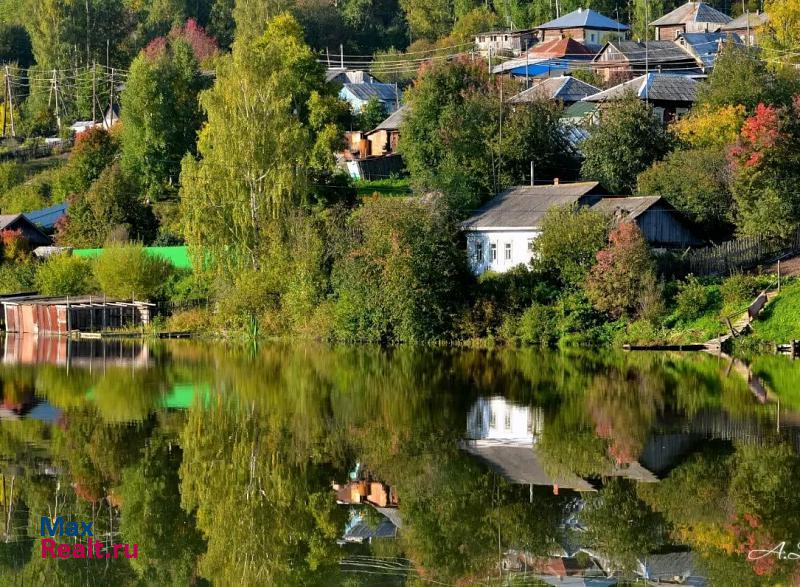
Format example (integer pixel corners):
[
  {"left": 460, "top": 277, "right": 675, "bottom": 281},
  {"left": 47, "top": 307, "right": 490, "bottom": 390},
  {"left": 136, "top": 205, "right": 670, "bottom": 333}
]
[{"left": 529, "top": 37, "right": 594, "bottom": 58}]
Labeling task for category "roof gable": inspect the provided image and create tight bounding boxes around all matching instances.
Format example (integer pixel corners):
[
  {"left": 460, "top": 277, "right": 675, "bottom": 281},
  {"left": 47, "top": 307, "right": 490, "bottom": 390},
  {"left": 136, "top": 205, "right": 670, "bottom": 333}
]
[
  {"left": 529, "top": 37, "right": 594, "bottom": 58},
  {"left": 509, "top": 76, "right": 600, "bottom": 103},
  {"left": 538, "top": 7, "right": 630, "bottom": 31},
  {"left": 341, "top": 83, "right": 400, "bottom": 103},
  {"left": 721, "top": 11, "right": 768, "bottom": 30},
  {"left": 461, "top": 182, "right": 606, "bottom": 230},
  {"left": 583, "top": 73, "right": 698, "bottom": 103},
  {"left": 650, "top": 2, "right": 732, "bottom": 26},
  {"left": 366, "top": 104, "right": 408, "bottom": 133},
  {"left": 594, "top": 40, "right": 696, "bottom": 64}
]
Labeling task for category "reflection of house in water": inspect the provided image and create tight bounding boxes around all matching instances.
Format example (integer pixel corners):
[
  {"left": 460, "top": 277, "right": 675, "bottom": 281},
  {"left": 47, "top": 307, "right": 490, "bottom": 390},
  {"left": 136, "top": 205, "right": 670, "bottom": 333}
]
[
  {"left": 467, "top": 397, "right": 544, "bottom": 443},
  {"left": 461, "top": 397, "right": 712, "bottom": 491},
  {"left": 463, "top": 397, "right": 596, "bottom": 492},
  {"left": 338, "top": 509, "right": 398, "bottom": 545},
  {"left": 503, "top": 553, "right": 617, "bottom": 585},
  {"left": 333, "top": 471, "right": 403, "bottom": 547},
  {"left": 3, "top": 335, "right": 151, "bottom": 368},
  {"left": 637, "top": 552, "right": 707, "bottom": 587},
  {"left": 334, "top": 477, "right": 399, "bottom": 508}
]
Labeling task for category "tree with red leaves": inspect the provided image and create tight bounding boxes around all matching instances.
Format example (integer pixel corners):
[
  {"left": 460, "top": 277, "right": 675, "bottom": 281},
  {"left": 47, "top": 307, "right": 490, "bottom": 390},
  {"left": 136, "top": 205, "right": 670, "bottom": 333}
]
[
  {"left": 729, "top": 97, "right": 800, "bottom": 238},
  {"left": 585, "top": 221, "right": 659, "bottom": 320},
  {"left": 0, "top": 229, "right": 30, "bottom": 264},
  {"left": 144, "top": 18, "right": 219, "bottom": 64}
]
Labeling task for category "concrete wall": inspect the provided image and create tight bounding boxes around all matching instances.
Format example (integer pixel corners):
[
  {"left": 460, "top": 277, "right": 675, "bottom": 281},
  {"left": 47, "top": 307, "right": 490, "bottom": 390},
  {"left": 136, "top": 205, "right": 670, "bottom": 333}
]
[{"left": 465, "top": 229, "right": 539, "bottom": 275}]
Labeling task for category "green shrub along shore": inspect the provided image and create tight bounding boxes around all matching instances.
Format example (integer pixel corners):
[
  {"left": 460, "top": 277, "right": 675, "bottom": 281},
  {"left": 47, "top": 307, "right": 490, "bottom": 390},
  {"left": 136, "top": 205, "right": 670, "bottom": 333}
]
[{"left": 8, "top": 227, "right": 797, "bottom": 355}]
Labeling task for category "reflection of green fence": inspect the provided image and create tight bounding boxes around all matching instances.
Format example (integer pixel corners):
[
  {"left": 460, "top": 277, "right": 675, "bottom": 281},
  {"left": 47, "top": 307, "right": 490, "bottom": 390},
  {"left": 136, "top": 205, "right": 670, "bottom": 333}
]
[
  {"left": 86, "top": 382, "right": 209, "bottom": 409},
  {"left": 73, "top": 246, "right": 191, "bottom": 270}
]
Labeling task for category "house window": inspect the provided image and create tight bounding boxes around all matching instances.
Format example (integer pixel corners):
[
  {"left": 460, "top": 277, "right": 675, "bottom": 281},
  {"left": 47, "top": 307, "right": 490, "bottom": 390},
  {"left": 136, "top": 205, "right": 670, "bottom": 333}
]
[
  {"left": 504, "top": 412, "right": 512, "bottom": 430},
  {"left": 475, "top": 241, "right": 483, "bottom": 263},
  {"left": 527, "top": 238, "right": 535, "bottom": 252},
  {"left": 491, "top": 243, "right": 497, "bottom": 261},
  {"left": 490, "top": 411, "right": 496, "bottom": 429},
  {"left": 504, "top": 242, "right": 512, "bottom": 260},
  {"left": 590, "top": 33, "right": 596, "bottom": 42}
]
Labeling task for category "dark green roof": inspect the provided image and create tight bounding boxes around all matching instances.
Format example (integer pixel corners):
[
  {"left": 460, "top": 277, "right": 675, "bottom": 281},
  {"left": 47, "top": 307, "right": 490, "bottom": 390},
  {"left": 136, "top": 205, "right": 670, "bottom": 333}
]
[{"left": 563, "top": 101, "right": 597, "bottom": 118}]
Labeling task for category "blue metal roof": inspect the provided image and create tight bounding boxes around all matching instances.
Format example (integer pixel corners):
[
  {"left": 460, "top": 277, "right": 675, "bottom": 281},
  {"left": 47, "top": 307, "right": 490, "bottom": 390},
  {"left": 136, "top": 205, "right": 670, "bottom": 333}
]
[
  {"left": 538, "top": 8, "right": 630, "bottom": 31},
  {"left": 24, "top": 203, "right": 68, "bottom": 230},
  {"left": 340, "top": 83, "right": 400, "bottom": 104}
]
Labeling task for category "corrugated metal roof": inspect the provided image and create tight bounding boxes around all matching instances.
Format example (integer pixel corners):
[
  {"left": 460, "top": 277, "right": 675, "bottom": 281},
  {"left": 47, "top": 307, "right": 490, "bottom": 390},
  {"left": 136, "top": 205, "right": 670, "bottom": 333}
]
[
  {"left": 591, "top": 196, "right": 663, "bottom": 219},
  {"left": 597, "top": 40, "right": 696, "bottom": 63},
  {"left": 638, "top": 552, "right": 698, "bottom": 582},
  {"left": 538, "top": 7, "right": 629, "bottom": 30},
  {"left": 509, "top": 76, "right": 600, "bottom": 103},
  {"left": 677, "top": 31, "right": 742, "bottom": 67},
  {"left": 721, "top": 11, "right": 768, "bottom": 30},
  {"left": 650, "top": 1, "right": 732, "bottom": 26},
  {"left": 24, "top": 203, "right": 68, "bottom": 230},
  {"left": 368, "top": 104, "right": 408, "bottom": 132},
  {"left": 461, "top": 182, "right": 604, "bottom": 230},
  {"left": 529, "top": 37, "right": 595, "bottom": 58},
  {"left": 341, "top": 83, "right": 400, "bottom": 103},
  {"left": 583, "top": 73, "right": 699, "bottom": 103}
]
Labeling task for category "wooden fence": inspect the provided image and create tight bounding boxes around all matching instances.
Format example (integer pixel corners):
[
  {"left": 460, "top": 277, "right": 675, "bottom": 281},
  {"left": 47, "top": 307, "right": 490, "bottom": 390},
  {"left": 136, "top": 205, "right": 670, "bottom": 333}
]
[
  {"left": 0, "top": 139, "right": 73, "bottom": 162},
  {"left": 685, "top": 228, "right": 800, "bottom": 276}
]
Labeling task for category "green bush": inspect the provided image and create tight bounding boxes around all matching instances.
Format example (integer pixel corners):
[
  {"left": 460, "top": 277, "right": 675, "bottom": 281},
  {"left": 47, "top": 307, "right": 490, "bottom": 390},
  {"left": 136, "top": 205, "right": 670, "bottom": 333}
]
[
  {"left": 92, "top": 244, "right": 173, "bottom": 300},
  {"left": 0, "top": 161, "right": 25, "bottom": 193},
  {"left": 720, "top": 273, "right": 768, "bottom": 307},
  {"left": 34, "top": 254, "right": 96, "bottom": 296},
  {"left": 674, "top": 276, "right": 718, "bottom": 321},
  {"left": 0, "top": 262, "right": 36, "bottom": 294},
  {"left": 517, "top": 303, "right": 558, "bottom": 347},
  {"left": 533, "top": 203, "right": 609, "bottom": 287},
  {"left": 330, "top": 198, "right": 469, "bottom": 343}
]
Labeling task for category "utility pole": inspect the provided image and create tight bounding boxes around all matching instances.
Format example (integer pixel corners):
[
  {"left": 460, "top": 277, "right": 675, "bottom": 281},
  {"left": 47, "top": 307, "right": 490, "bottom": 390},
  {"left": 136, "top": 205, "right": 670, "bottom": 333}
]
[
  {"left": 2, "top": 67, "right": 7, "bottom": 138},
  {"left": 85, "top": 0, "right": 91, "bottom": 65},
  {"left": 2, "top": 66, "right": 14, "bottom": 138},
  {"left": 340, "top": 44, "right": 344, "bottom": 69},
  {"left": 92, "top": 61, "right": 97, "bottom": 123},
  {"left": 530, "top": 161, "right": 534, "bottom": 186},
  {"left": 50, "top": 69, "right": 62, "bottom": 130},
  {"left": 326, "top": 47, "right": 330, "bottom": 68},
  {"left": 644, "top": 0, "right": 650, "bottom": 105},
  {"left": 107, "top": 67, "right": 115, "bottom": 129}
]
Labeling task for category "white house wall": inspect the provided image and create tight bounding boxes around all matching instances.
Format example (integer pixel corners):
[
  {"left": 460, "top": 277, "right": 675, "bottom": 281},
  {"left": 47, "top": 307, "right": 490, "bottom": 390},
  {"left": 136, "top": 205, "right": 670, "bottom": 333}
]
[
  {"left": 465, "top": 229, "right": 539, "bottom": 275},
  {"left": 466, "top": 397, "right": 544, "bottom": 444}
]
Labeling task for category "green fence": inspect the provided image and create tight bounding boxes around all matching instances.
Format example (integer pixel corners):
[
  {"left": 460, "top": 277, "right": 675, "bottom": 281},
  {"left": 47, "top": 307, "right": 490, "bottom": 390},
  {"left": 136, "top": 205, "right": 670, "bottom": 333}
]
[{"left": 73, "top": 246, "right": 191, "bottom": 270}]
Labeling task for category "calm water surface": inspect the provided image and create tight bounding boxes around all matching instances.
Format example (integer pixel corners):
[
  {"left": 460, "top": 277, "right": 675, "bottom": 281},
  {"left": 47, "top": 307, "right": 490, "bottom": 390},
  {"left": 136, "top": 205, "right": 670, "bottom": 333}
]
[{"left": 0, "top": 337, "right": 799, "bottom": 586}]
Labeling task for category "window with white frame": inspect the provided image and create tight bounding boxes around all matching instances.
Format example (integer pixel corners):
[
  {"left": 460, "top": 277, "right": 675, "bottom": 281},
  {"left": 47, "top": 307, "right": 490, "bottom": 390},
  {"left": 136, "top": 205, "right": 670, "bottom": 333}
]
[
  {"left": 504, "top": 242, "right": 512, "bottom": 260},
  {"left": 527, "top": 238, "right": 535, "bottom": 252},
  {"left": 491, "top": 243, "right": 497, "bottom": 261},
  {"left": 475, "top": 241, "right": 483, "bottom": 263}
]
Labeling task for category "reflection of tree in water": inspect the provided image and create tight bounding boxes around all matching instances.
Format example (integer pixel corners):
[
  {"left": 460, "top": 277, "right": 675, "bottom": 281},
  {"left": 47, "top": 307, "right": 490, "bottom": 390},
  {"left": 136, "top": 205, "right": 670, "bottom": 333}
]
[
  {"left": 179, "top": 395, "right": 348, "bottom": 584},
  {"left": 0, "top": 343, "right": 794, "bottom": 583}
]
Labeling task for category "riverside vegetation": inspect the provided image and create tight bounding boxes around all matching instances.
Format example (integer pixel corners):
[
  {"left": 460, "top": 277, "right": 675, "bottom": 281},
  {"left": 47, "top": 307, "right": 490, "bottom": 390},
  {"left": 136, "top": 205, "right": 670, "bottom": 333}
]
[{"left": 2, "top": 10, "right": 800, "bottom": 350}]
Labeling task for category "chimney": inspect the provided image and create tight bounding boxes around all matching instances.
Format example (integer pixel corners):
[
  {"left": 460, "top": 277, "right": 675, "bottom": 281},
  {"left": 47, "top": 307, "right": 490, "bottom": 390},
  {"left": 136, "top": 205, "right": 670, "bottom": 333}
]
[{"left": 553, "top": 177, "right": 560, "bottom": 185}]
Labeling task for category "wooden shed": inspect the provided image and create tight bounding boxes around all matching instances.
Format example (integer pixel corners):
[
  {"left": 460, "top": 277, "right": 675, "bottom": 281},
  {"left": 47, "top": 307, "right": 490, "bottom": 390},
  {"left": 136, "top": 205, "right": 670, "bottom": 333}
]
[
  {"left": 592, "top": 196, "right": 702, "bottom": 248},
  {"left": 1, "top": 296, "right": 154, "bottom": 335}
]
